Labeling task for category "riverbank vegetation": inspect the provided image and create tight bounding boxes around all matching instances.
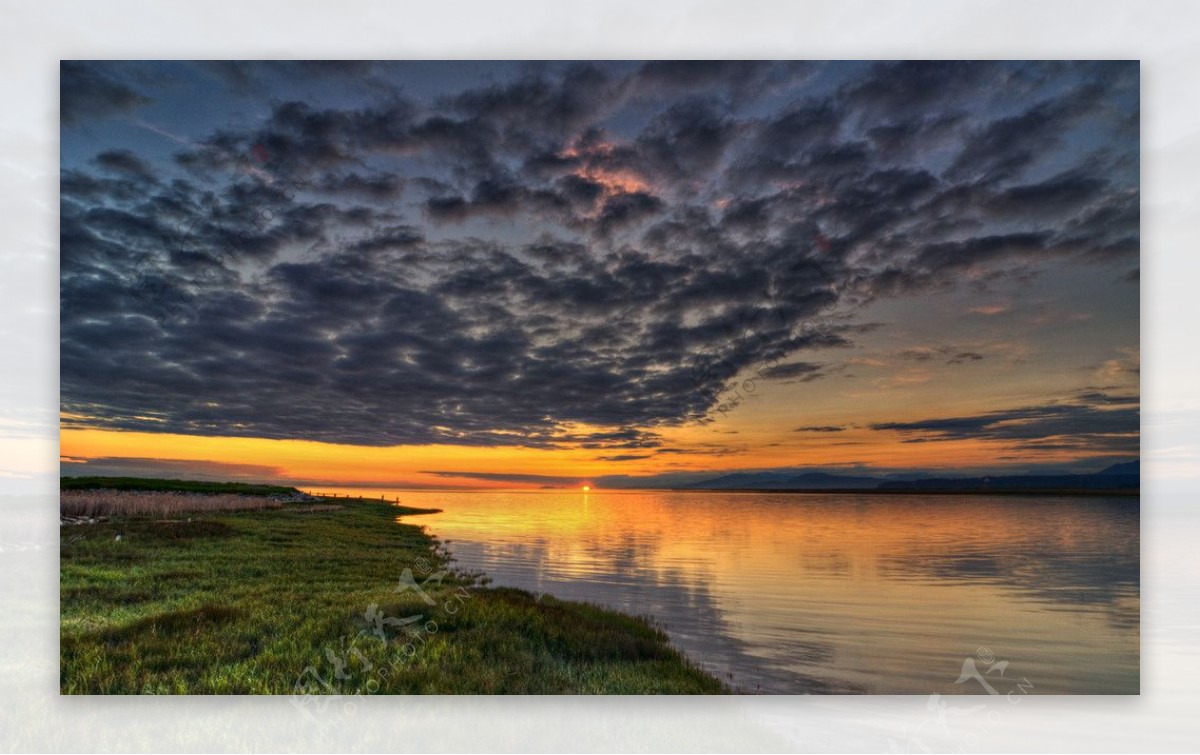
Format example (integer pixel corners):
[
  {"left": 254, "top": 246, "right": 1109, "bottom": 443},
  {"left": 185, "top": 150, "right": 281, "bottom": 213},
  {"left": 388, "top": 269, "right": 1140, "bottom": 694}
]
[{"left": 60, "top": 479, "right": 723, "bottom": 694}]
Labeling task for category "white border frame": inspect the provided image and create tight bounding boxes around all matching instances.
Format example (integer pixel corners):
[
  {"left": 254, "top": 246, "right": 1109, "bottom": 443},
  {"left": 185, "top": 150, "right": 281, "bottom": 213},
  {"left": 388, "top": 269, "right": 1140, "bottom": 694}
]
[{"left": 4, "top": 1, "right": 1198, "bottom": 751}]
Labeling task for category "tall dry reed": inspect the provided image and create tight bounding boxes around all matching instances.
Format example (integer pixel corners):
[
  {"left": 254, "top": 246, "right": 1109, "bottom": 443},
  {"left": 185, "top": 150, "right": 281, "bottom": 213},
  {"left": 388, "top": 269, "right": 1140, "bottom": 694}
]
[{"left": 60, "top": 490, "right": 283, "bottom": 518}]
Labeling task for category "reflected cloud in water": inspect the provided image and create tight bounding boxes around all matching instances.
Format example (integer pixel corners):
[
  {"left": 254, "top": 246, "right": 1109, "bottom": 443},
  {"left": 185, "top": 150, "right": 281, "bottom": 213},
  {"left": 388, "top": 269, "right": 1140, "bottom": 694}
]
[{"left": 373, "top": 490, "right": 1139, "bottom": 694}]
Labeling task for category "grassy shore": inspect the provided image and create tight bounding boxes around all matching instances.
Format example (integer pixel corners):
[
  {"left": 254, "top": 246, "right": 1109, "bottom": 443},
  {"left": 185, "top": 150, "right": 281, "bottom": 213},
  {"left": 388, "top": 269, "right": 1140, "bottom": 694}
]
[{"left": 60, "top": 482, "right": 723, "bottom": 694}]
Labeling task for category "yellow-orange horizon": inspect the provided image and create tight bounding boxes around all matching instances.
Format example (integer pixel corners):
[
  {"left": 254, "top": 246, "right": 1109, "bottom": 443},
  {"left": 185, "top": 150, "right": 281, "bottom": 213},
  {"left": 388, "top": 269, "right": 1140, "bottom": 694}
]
[{"left": 60, "top": 422, "right": 1126, "bottom": 491}]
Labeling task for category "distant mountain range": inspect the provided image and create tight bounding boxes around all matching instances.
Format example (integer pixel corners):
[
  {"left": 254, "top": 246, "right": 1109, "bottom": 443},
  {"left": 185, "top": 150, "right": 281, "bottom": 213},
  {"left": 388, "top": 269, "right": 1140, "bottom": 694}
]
[
  {"left": 681, "top": 471, "right": 886, "bottom": 490},
  {"left": 1095, "top": 461, "right": 1139, "bottom": 476},
  {"left": 679, "top": 461, "right": 1139, "bottom": 493}
]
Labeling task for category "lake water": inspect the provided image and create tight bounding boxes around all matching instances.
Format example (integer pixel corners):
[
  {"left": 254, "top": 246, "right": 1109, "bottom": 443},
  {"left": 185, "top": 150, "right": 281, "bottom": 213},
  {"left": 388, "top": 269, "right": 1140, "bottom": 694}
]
[{"left": 322, "top": 489, "right": 1140, "bottom": 694}]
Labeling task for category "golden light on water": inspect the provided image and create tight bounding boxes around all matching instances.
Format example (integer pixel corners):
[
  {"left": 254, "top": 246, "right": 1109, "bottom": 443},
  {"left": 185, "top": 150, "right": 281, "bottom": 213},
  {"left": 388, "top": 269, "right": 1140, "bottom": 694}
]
[{"left": 396, "top": 489, "right": 1140, "bottom": 694}]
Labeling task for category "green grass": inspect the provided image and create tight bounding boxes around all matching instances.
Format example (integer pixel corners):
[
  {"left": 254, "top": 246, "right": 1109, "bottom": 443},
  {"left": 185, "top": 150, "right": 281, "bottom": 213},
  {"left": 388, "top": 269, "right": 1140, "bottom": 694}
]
[
  {"left": 60, "top": 490, "right": 723, "bottom": 694},
  {"left": 60, "top": 476, "right": 300, "bottom": 496}
]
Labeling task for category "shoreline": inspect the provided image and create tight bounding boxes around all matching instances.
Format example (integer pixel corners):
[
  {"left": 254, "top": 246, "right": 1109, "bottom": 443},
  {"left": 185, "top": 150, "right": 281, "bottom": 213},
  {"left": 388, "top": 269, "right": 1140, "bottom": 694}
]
[{"left": 60, "top": 482, "right": 725, "bottom": 694}]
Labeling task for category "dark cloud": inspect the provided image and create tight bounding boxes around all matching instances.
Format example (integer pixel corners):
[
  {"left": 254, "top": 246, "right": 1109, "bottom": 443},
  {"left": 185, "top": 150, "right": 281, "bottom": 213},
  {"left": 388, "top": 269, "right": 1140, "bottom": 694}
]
[
  {"left": 841, "top": 61, "right": 1008, "bottom": 122},
  {"left": 60, "top": 61, "right": 1139, "bottom": 450},
  {"left": 870, "top": 392, "right": 1138, "bottom": 455},
  {"left": 984, "top": 170, "right": 1108, "bottom": 219},
  {"left": 424, "top": 179, "right": 572, "bottom": 224},
  {"left": 424, "top": 470, "right": 585, "bottom": 485},
  {"left": 60, "top": 456, "right": 284, "bottom": 481},
  {"left": 628, "top": 61, "right": 815, "bottom": 105},
  {"left": 61, "top": 62, "right": 150, "bottom": 124},
  {"left": 759, "top": 362, "right": 826, "bottom": 381},
  {"left": 945, "top": 90, "right": 1097, "bottom": 184},
  {"left": 92, "top": 150, "right": 157, "bottom": 182},
  {"left": 866, "top": 113, "right": 965, "bottom": 162},
  {"left": 314, "top": 171, "right": 405, "bottom": 200},
  {"left": 448, "top": 64, "right": 618, "bottom": 146},
  {"left": 593, "top": 191, "right": 664, "bottom": 234},
  {"left": 347, "top": 224, "right": 424, "bottom": 253},
  {"left": 629, "top": 97, "right": 742, "bottom": 186}
]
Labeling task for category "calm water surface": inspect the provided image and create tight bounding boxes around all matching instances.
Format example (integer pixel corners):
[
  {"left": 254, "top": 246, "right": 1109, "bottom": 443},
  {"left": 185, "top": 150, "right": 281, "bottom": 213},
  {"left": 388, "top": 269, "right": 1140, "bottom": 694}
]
[{"left": 324, "top": 489, "right": 1139, "bottom": 694}]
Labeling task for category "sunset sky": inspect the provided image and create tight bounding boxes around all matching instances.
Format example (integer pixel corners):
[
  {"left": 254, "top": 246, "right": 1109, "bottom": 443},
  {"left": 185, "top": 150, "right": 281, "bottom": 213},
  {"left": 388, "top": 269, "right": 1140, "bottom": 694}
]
[{"left": 59, "top": 61, "right": 1139, "bottom": 489}]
